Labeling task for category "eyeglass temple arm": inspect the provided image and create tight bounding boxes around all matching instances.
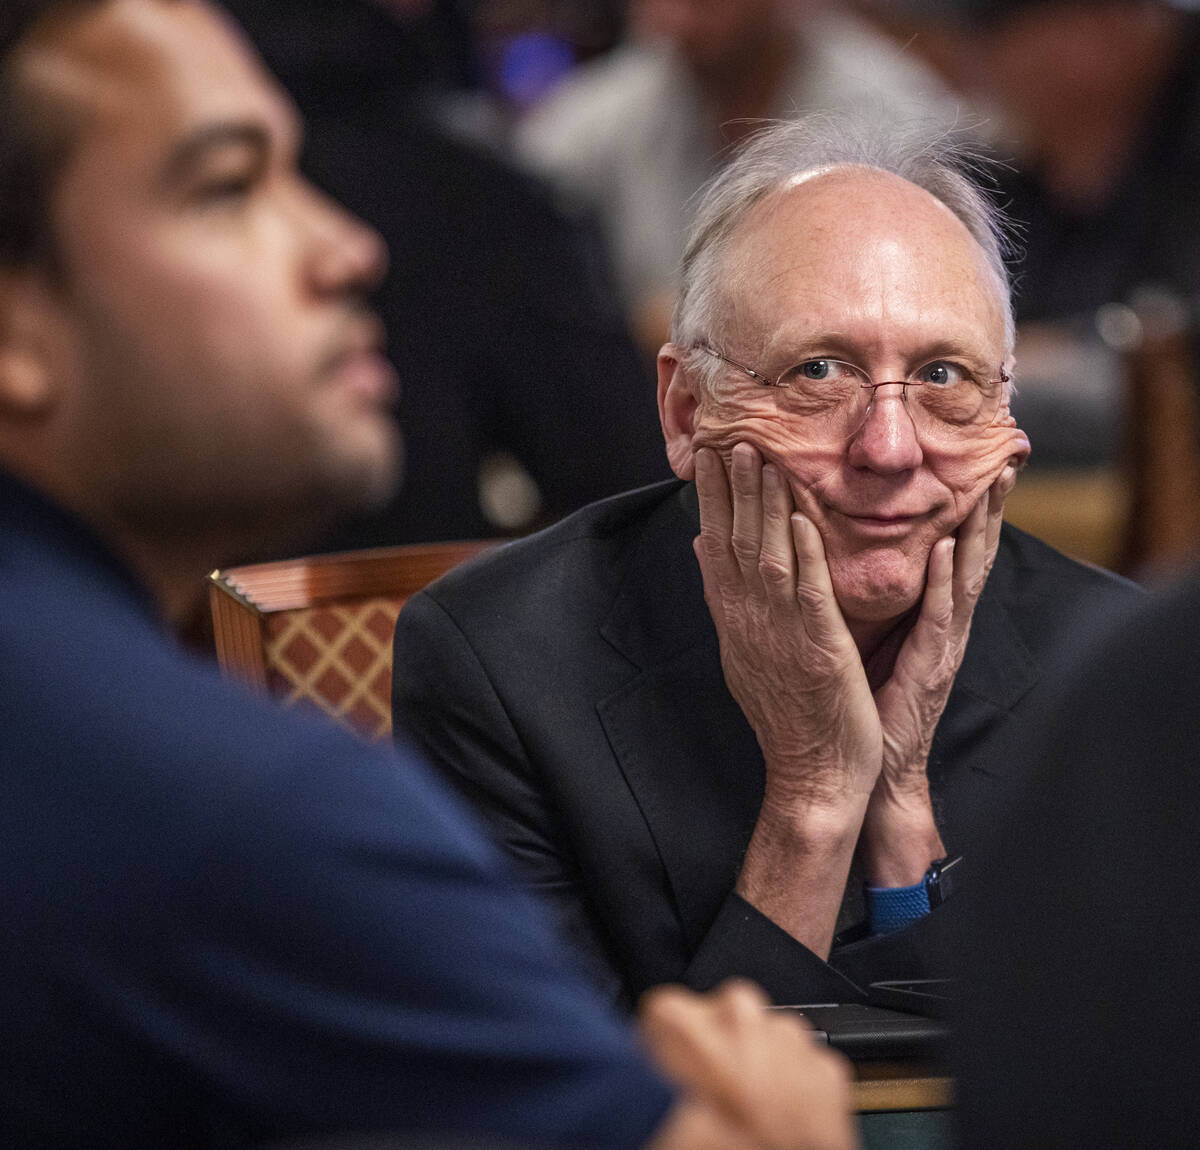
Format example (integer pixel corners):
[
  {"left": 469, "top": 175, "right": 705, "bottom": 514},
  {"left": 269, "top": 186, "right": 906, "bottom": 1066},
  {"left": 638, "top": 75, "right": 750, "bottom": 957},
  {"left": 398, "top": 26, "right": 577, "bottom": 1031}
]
[{"left": 693, "top": 342, "right": 785, "bottom": 388}]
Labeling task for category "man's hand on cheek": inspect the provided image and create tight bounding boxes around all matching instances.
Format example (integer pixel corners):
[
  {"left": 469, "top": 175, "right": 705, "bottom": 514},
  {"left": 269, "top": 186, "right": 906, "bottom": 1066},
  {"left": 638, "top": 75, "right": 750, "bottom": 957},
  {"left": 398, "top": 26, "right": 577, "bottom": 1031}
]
[
  {"left": 693, "top": 442, "right": 886, "bottom": 956},
  {"left": 860, "top": 462, "right": 1020, "bottom": 885},
  {"left": 692, "top": 444, "right": 882, "bottom": 807}
]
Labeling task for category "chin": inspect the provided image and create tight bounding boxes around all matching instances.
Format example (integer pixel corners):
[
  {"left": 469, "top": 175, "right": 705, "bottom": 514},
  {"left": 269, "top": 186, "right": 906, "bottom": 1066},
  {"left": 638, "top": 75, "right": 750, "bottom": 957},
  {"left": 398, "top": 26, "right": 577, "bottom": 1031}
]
[
  {"left": 327, "top": 421, "right": 404, "bottom": 515},
  {"left": 829, "top": 555, "right": 925, "bottom": 626}
]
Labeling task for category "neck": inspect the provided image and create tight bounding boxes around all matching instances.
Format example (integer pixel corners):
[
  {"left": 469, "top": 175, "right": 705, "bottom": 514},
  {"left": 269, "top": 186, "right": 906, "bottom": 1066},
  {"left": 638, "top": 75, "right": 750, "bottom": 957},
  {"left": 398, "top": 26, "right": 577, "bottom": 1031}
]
[
  {"left": 849, "top": 608, "right": 919, "bottom": 691},
  {"left": 110, "top": 514, "right": 324, "bottom": 633},
  {"left": 0, "top": 440, "right": 322, "bottom": 635},
  {"left": 111, "top": 536, "right": 227, "bottom": 631}
]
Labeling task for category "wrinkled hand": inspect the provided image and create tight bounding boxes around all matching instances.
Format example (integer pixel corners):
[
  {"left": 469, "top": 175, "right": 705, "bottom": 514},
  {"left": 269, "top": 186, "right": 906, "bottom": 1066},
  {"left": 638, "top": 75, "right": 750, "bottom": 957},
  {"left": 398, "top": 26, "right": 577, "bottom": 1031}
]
[
  {"left": 694, "top": 444, "right": 882, "bottom": 811},
  {"left": 640, "top": 980, "right": 859, "bottom": 1150},
  {"left": 870, "top": 463, "right": 1019, "bottom": 803}
]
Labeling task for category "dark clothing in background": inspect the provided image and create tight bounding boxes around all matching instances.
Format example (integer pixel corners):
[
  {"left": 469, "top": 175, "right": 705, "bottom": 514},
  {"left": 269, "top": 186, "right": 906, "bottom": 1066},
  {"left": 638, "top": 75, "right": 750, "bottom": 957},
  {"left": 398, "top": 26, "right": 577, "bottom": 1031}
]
[
  {"left": 1002, "top": 12, "right": 1200, "bottom": 323},
  {"left": 392, "top": 479, "right": 1140, "bottom": 1009},
  {"left": 310, "top": 118, "right": 667, "bottom": 548},
  {"left": 0, "top": 469, "right": 673, "bottom": 1149},
  {"left": 224, "top": 0, "right": 668, "bottom": 548},
  {"left": 955, "top": 572, "right": 1200, "bottom": 1148}
]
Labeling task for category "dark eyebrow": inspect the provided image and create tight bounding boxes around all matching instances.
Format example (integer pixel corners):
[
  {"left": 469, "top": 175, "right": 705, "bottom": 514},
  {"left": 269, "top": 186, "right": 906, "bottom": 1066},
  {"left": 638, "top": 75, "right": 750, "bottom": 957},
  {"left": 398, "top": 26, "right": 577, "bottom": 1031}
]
[{"left": 160, "top": 122, "right": 271, "bottom": 188}]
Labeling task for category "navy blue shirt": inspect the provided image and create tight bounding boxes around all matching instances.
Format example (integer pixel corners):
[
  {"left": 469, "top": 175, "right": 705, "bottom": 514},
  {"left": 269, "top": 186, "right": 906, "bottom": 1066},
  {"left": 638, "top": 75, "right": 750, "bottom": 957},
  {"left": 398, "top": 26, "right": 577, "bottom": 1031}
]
[{"left": 0, "top": 471, "right": 674, "bottom": 1149}]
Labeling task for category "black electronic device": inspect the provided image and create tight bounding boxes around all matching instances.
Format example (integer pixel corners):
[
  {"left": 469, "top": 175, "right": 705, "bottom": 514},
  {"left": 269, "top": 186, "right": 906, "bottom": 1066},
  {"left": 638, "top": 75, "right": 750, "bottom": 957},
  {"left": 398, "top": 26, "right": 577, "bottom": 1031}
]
[
  {"left": 782, "top": 1000, "right": 950, "bottom": 1062},
  {"left": 866, "top": 978, "right": 957, "bottom": 1020}
]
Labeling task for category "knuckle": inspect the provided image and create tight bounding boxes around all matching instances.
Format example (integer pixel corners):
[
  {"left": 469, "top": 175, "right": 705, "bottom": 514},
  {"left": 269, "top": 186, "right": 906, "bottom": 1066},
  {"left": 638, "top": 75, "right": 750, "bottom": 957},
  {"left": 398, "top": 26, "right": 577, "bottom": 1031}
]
[
  {"left": 725, "top": 978, "right": 768, "bottom": 1009},
  {"left": 729, "top": 537, "right": 759, "bottom": 566},
  {"left": 795, "top": 579, "right": 826, "bottom": 614},
  {"left": 640, "top": 984, "right": 688, "bottom": 1019},
  {"left": 929, "top": 599, "right": 954, "bottom": 630},
  {"left": 757, "top": 552, "right": 791, "bottom": 585},
  {"left": 699, "top": 529, "right": 726, "bottom": 559},
  {"left": 963, "top": 571, "right": 987, "bottom": 600}
]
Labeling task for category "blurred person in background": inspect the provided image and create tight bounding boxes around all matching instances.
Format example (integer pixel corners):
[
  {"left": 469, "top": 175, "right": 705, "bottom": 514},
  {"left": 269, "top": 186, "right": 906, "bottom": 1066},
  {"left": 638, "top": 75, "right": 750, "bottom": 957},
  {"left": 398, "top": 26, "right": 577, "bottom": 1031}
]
[
  {"left": 515, "top": 0, "right": 959, "bottom": 360},
  {"left": 872, "top": 0, "right": 1200, "bottom": 324},
  {"left": 222, "top": 0, "right": 668, "bottom": 550}
]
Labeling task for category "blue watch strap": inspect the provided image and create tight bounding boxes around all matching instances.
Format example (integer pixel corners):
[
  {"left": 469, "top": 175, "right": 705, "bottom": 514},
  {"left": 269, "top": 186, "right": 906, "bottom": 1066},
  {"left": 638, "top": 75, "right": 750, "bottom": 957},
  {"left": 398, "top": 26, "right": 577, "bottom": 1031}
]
[{"left": 865, "top": 879, "right": 931, "bottom": 935}]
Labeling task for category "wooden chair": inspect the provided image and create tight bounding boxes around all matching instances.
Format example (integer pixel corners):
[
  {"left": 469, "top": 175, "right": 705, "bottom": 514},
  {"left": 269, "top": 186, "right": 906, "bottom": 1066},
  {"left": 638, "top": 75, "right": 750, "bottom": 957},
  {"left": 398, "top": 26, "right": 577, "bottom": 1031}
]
[
  {"left": 1002, "top": 293, "right": 1200, "bottom": 578},
  {"left": 209, "top": 541, "right": 495, "bottom": 741},
  {"left": 1115, "top": 291, "right": 1200, "bottom": 579}
]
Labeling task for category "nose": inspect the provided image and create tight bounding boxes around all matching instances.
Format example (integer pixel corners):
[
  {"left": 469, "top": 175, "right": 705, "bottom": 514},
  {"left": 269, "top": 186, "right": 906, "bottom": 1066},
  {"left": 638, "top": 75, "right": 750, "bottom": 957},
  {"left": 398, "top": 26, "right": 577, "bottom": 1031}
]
[
  {"left": 845, "top": 385, "right": 924, "bottom": 474},
  {"left": 301, "top": 181, "right": 388, "bottom": 300}
]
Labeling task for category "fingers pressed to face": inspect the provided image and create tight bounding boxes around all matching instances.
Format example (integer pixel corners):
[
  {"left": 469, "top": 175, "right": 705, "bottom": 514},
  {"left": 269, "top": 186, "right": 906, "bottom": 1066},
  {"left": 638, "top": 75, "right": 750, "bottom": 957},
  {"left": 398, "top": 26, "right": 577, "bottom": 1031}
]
[
  {"left": 697, "top": 443, "right": 798, "bottom": 604},
  {"left": 695, "top": 447, "right": 740, "bottom": 603},
  {"left": 954, "top": 457, "right": 1019, "bottom": 598},
  {"left": 984, "top": 462, "right": 1018, "bottom": 556},
  {"left": 918, "top": 536, "right": 955, "bottom": 634},
  {"left": 952, "top": 484, "right": 991, "bottom": 598},
  {"left": 758, "top": 461, "right": 797, "bottom": 605},
  {"left": 789, "top": 512, "right": 848, "bottom": 650},
  {"left": 729, "top": 443, "right": 765, "bottom": 585},
  {"left": 695, "top": 447, "right": 733, "bottom": 538}
]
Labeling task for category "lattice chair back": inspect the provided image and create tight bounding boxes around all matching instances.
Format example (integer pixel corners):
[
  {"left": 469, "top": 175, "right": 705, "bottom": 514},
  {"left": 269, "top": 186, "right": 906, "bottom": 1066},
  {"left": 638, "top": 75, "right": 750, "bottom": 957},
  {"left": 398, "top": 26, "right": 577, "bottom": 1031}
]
[{"left": 209, "top": 541, "right": 495, "bottom": 740}]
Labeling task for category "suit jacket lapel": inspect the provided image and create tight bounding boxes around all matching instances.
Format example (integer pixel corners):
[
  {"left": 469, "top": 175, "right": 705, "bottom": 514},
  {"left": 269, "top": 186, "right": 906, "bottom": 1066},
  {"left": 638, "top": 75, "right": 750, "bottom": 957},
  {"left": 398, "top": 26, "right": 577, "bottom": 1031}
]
[
  {"left": 930, "top": 542, "right": 1040, "bottom": 780},
  {"left": 596, "top": 483, "right": 764, "bottom": 949}
]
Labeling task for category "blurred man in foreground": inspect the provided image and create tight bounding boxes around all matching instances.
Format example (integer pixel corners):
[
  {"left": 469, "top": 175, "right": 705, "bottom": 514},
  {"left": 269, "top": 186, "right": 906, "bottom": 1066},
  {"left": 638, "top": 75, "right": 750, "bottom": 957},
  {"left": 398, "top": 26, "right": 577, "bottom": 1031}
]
[
  {"left": 0, "top": 1, "right": 855, "bottom": 1146},
  {"left": 956, "top": 572, "right": 1200, "bottom": 1148},
  {"left": 394, "top": 117, "right": 1140, "bottom": 1009}
]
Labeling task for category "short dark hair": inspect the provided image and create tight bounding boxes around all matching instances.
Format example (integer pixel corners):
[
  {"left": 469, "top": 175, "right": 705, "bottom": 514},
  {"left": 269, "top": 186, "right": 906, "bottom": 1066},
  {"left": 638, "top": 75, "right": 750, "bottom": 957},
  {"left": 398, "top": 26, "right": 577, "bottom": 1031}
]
[{"left": 0, "top": 1, "right": 105, "bottom": 267}]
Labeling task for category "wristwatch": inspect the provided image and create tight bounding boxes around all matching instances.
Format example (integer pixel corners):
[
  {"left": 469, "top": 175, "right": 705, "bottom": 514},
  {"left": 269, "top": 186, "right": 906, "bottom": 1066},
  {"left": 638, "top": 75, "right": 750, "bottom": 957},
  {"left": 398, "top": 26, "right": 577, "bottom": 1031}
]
[{"left": 924, "top": 855, "right": 963, "bottom": 909}]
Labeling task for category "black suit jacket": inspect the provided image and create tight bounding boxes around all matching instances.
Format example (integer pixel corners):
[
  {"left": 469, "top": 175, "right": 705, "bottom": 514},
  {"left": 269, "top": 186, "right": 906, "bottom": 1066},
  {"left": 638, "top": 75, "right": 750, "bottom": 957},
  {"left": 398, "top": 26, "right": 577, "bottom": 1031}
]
[{"left": 393, "top": 479, "right": 1140, "bottom": 1007}]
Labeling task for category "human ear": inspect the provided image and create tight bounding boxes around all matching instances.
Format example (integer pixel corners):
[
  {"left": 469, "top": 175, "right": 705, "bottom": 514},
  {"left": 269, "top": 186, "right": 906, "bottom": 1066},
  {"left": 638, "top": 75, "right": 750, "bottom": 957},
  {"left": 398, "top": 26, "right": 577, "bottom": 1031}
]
[
  {"left": 0, "top": 269, "right": 57, "bottom": 419},
  {"left": 657, "top": 344, "right": 700, "bottom": 480}
]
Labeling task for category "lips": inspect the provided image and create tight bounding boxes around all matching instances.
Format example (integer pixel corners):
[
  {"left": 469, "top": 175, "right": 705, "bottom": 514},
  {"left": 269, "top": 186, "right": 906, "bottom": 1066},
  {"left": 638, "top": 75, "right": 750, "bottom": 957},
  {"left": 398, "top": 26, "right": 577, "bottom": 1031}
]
[
  {"left": 830, "top": 506, "right": 933, "bottom": 536},
  {"left": 326, "top": 318, "right": 400, "bottom": 406},
  {"left": 835, "top": 507, "right": 928, "bottom": 522}
]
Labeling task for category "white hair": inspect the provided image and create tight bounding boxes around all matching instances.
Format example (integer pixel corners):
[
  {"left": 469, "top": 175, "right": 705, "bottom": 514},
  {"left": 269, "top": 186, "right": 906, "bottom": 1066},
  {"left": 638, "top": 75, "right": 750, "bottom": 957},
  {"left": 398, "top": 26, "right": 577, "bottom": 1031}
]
[{"left": 671, "top": 115, "right": 1017, "bottom": 392}]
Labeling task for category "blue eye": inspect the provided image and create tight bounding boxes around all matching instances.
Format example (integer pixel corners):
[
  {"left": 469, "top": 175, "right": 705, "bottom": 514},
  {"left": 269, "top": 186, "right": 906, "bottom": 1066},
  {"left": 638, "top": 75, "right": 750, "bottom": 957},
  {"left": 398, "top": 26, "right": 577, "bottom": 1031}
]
[
  {"left": 916, "top": 361, "right": 968, "bottom": 387},
  {"left": 799, "top": 360, "right": 831, "bottom": 380}
]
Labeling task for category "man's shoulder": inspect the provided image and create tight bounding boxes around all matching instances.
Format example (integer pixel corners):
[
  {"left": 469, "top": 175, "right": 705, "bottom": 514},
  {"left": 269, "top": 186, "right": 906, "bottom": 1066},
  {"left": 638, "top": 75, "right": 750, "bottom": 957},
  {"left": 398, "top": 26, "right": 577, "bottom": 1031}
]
[
  {"left": 985, "top": 522, "right": 1144, "bottom": 663},
  {"left": 422, "top": 479, "right": 688, "bottom": 613},
  {"left": 994, "top": 521, "right": 1141, "bottom": 600},
  {"left": 0, "top": 538, "right": 460, "bottom": 853}
]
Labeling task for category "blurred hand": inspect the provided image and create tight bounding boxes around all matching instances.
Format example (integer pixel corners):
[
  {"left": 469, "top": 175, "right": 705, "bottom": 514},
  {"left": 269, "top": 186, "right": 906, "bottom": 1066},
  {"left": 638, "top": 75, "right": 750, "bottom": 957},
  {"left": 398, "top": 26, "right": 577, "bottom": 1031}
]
[{"left": 640, "top": 980, "right": 858, "bottom": 1150}]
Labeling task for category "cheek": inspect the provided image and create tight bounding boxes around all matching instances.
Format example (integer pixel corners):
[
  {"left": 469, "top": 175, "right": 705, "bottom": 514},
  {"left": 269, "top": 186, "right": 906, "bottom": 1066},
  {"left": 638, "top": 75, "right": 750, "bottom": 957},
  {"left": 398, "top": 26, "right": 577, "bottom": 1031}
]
[
  {"left": 928, "top": 408, "right": 1031, "bottom": 512},
  {"left": 690, "top": 394, "right": 843, "bottom": 483},
  {"left": 163, "top": 278, "right": 311, "bottom": 402}
]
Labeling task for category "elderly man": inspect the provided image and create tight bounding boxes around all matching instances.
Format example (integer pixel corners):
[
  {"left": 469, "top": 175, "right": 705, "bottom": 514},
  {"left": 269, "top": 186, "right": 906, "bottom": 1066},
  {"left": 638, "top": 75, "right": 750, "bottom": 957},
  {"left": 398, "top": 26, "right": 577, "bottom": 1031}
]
[
  {"left": 0, "top": 2, "right": 856, "bottom": 1146},
  {"left": 392, "top": 117, "right": 1140, "bottom": 1008}
]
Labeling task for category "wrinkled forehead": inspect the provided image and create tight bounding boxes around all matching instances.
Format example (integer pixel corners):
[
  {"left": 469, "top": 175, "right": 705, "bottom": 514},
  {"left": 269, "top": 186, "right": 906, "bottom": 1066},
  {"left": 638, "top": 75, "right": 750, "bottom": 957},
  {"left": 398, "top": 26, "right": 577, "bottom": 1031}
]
[
  {"left": 16, "top": 0, "right": 292, "bottom": 168},
  {"left": 717, "top": 166, "right": 1008, "bottom": 350}
]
